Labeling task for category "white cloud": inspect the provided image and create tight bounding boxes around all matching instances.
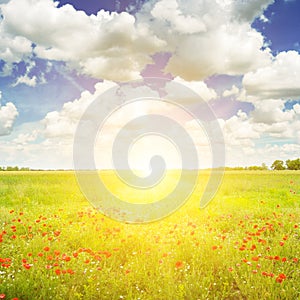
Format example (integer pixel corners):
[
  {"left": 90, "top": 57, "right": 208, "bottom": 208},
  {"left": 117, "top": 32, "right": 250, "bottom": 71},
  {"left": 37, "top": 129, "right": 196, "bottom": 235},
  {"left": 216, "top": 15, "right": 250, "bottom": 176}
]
[
  {"left": 243, "top": 51, "right": 300, "bottom": 100},
  {"left": 294, "top": 103, "right": 300, "bottom": 114},
  {"left": 231, "top": 0, "right": 274, "bottom": 22},
  {"left": 0, "top": 102, "right": 18, "bottom": 136},
  {"left": 151, "top": 0, "right": 206, "bottom": 34},
  {"left": 172, "top": 77, "right": 217, "bottom": 101},
  {"left": 259, "top": 14, "right": 269, "bottom": 23},
  {"left": 1, "top": 0, "right": 165, "bottom": 81},
  {"left": 12, "top": 74, "right": 37, "bottom": 87},
  {"left": 137, "top": 0, "right": 273, "bottom": 80},
  {"left": 43, "top": 80, "right": 117, "bottom": 138},
  {"left": 223, "top": 85, "right": 239, "bottom": 97},
  {"left": 0, "top": 25, "right": 32, "bottom": 65},
  {"left": 251, "top": 99, "right": 295, "bottom": 124},
  {"left": 0, "top": 0, "right": 275, "bottom": 81},
  {"left": 13, "top": 130, "right": 38, "bottom": 145},
  {"left": 223, "top": 110, "right": 260, "bottom": 147}
]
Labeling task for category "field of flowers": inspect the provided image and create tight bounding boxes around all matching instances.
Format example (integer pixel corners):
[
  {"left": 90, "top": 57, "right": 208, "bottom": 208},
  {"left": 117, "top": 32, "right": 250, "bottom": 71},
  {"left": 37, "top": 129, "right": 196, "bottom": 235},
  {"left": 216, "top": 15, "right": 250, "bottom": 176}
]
[{"left": 0, "top": 171, "right": 299, "bottom": 300}]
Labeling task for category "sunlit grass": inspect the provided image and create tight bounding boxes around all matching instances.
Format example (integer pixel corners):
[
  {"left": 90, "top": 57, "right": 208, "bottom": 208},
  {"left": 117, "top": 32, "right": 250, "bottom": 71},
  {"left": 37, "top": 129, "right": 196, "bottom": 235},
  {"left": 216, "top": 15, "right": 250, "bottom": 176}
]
[{"left": 0, "top": 171, "right": 299, "bottom": 299}]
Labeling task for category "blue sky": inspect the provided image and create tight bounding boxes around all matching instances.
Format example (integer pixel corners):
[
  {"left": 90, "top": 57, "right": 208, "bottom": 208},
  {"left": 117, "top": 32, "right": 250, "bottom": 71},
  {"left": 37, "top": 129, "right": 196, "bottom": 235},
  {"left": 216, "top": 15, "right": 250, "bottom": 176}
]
[{"left": 0, "top": 0, "right": 300, "bottom": 169}]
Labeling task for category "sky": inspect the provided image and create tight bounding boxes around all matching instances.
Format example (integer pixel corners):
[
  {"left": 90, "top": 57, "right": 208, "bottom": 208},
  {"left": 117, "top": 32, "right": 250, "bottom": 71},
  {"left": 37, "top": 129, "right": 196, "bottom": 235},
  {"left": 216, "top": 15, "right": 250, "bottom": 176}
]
[{"left": 0, "top": 0, "right": 300, "bottom": 170}]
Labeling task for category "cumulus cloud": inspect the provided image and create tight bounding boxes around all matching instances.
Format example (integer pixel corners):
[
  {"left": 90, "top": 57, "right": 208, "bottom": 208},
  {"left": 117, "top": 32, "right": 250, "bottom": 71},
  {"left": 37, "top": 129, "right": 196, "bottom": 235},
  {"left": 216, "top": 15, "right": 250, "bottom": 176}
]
[
  {"left": 171, "top": 77, "right": 217, "bottom": 102},
  {"left": 223, "top": 85, "right": 240, "bottom": 98},
  {"left": 13, "top": 130, "right": 38, "bottom": 145},
  {"left": 243, "top": 51, "right": 300, "bottom": 101},
  {"left": 0, "top": 102, "right": 18, "bottom": 136},
  {"left": 231, "top": 0, "right": 274, "bottom": 22},
  {"left": 0, "top": 0, "right": 274, "bottom": 81},
  {"left": 12, "top": 74, "right": 37, "bottom": 87},
  {"left": 251, "top": 99, "right": 295, "bottom": 125},
  {"left": 151, "top": 0, "right": 206, "bottom": 34},
  {"left": 223, "top": 110, "right": 260, "bottom": 147},
  {"left": 138, "top": 0, "right": 272, "bottom": 80},
  {"left": 0, "top": 26, "right": 32, "bottom": 75},
  {"left": 43, "top": 80, "right": 117, "bottom": 138},
  {"left": 1, "top": 0, "right": 165, "bottom": 81}
]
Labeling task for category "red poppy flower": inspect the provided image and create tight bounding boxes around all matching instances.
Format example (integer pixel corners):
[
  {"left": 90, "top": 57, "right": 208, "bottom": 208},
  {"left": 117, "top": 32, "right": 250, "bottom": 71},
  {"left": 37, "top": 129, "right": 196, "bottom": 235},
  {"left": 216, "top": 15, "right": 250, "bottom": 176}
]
[
  {"left": 55, "top": 269, "right": 61, "bottom": 275},
  {"left": 23, "top": 263, "right": 31, "bottom": 270},
  {"left": 175, "top": 261, "right": 184, "bottom": 269},
  {"left": 276, "top": 273, "right": 286, "bottom": 283}
]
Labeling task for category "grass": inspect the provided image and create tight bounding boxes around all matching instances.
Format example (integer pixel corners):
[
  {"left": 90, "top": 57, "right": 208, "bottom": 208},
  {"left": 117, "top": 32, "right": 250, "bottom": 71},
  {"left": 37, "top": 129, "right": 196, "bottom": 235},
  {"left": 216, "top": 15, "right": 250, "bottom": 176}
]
[{"left": 0, "top": 170, "right": 299, "bottom": 299}]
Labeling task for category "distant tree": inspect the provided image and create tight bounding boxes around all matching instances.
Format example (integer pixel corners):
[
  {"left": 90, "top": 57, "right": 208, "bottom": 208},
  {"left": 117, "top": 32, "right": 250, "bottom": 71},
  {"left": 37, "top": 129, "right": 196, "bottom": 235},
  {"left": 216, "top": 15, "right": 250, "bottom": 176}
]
[
  {"left": 6, "top": 166, "right": 19, "bottom": 171},
  {"left": 261, "top": 163, "right": 268, "bottom": 170},
  {"left": 20, "top": 167, "right": 30, "bottom": 171},
  {"left": 271, "top": 160, "right": 286, "bottom": 170},
  {"left": 286, "top": 158, "right": 300, "bottom": 170}
]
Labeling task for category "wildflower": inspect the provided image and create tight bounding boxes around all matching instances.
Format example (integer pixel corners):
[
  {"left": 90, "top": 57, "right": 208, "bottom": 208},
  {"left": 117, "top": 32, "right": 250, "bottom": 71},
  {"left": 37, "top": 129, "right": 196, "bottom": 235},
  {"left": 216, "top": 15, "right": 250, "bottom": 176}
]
[
  {"left": 54, "top": 231, "right": 61, "bottom": 237},
  {"left": 279, "top": 241, "right": 284, "bottom": 246},
  {"left": 43, "top": 246, "right": 50, "bottom": 252},
  {"left": 276, "top": 273, "right": 286, "bottom": 283},
  {"left": 55, "top": 269, "right": 61, "bottom": 275},
  {"left": 0, "top": 294, "right": 5, "bottom": 299},
  {"left": 212, "top": 245, "right": 218, "bottom": 250},
  {"left": 175, "top": 261, "right": 184, "bottom": 269},
  {"left": 23, "top": 263, "right": 31, "bottom": 270}
]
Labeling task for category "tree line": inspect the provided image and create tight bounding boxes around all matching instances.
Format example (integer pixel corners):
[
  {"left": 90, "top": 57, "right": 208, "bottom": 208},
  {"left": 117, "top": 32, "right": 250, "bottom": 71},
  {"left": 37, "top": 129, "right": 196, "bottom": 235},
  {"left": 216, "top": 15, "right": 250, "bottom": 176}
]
[
  {"left": 0, "top": 159, "right": 299, "bottom": 171},
  {"left": 0, "top": 166, "right": 31, "bottom": 171},
  {"left": 271, "top": 158, "right": 300, "bottom": 170}
]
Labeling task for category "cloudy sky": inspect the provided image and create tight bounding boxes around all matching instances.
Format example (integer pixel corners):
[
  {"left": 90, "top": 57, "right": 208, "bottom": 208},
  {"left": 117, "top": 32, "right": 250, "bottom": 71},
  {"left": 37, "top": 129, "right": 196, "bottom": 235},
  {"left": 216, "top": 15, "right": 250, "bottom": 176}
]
[{"left": 0, "top": 0, "right": 300, "bottom": 169}]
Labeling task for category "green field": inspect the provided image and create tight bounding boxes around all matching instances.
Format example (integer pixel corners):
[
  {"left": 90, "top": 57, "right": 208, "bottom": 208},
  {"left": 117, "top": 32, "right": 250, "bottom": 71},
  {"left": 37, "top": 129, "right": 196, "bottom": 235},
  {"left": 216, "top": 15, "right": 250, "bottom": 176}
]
[{"left": 0, "top": 171, "right": 299, "bottom": 299}]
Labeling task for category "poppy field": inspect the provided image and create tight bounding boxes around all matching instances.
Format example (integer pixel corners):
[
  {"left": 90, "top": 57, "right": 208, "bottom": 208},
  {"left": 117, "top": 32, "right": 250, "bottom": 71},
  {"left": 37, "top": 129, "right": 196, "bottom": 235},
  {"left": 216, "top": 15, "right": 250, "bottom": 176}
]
[{"left": 0, "top": 171, "right": 299, "bottom": 300}]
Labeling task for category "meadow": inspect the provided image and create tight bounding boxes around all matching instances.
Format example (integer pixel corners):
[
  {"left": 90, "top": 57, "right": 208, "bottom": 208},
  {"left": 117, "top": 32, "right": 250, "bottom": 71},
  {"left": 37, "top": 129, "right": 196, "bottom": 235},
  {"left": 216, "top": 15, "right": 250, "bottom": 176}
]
[{"left": 0, "top": 171, "right": 299, "bottom": 300}]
